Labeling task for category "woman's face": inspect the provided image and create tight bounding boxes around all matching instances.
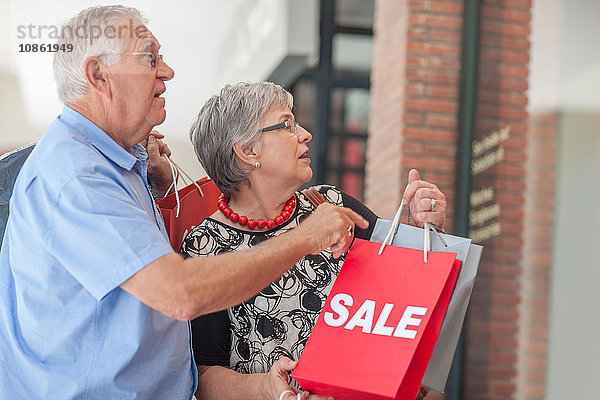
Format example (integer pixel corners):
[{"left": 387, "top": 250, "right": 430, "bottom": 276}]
[{"left": 255, "top": 105, "right": 313, "bottom": 189}]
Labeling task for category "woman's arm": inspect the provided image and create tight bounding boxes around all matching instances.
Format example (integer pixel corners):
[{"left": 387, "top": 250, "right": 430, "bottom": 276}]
[
  {"left": 196, "top": 365, "right": 268, "bottom": 399},
  {"left": 342, "top": 168, "right": 447, "bottom": 237},
  {"left": 196, "top": 359, "right": 304, "bottom": 400},
  {"left": 191, "top": 310, "right": 231, "bottom": 368},
  {"left": 341, "top": 192, "right": 379, "bottom": 240}
]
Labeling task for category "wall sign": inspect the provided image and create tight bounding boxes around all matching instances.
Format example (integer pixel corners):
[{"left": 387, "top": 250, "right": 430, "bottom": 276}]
[{"left": 469, "top": 126, "right": 510, "bottom": 243}]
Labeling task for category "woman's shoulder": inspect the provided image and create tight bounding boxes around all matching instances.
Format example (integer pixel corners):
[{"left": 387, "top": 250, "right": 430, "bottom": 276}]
[
  {"left": 180, "top": 219, "right": 228, "bottom": 256},
  {"left": 301, "top": 184, "right": 344, "bottom": 206},
  {"left": 184, "top": 218, "right": 213, "bottom": 238},
  {"left": 181, "top": 216, "right": 259, "bottom": 257}
]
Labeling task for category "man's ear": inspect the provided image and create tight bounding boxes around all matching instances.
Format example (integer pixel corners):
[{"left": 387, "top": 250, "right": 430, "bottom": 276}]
[
  {"left": 83, "top": 57, "right": 112, "bottom": 99},
  {"left": 233, "top": 142, "right": 259, "bottom": 167}
]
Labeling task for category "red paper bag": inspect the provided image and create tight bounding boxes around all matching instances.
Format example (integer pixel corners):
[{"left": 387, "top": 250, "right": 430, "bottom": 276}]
[
  {"left": 291, "top": 239, "right": 461, "bottom": 400},
  {"left": 156, "top": 178, "right": 221, "bottom": 251}
]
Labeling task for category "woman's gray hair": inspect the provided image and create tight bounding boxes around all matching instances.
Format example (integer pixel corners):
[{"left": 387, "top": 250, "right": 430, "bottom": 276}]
[
  {"left": 190, "top": 82, "right": 294, "bottom": 198},
  {"left": 53, "top": 5, "right": 148, "bottom": 104}
]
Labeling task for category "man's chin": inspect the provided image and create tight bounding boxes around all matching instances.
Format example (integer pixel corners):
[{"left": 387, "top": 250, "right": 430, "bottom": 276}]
[{"left": 152, "top": 109, "right": 167, "bottom": 126}]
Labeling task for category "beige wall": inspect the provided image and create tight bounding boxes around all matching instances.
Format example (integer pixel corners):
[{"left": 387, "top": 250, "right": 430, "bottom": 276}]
[
  {"left": 0, "top": 70, "right": 39, "bottom": 151},
  {"left": 1, "top": 0, "right": 318, "bottom": 181}
]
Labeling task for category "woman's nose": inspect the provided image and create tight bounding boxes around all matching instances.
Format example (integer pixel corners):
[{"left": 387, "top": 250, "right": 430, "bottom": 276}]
[{"left": 297, "top": 125, "right": 312, "bottom": 143}]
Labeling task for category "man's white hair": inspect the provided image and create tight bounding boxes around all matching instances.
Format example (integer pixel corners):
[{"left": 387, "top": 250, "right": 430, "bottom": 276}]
[{"left": 53, "top": 5, "right": 148, "bottom": 104}]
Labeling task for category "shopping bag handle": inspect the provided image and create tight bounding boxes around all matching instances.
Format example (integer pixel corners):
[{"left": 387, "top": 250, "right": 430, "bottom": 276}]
[
  {"left": 162, "top": 155, "right": 204, "bottom": 218},
  {"left": 377, "top": 189, "right": 446, "bottom": 262},
  {"left": 302, "top": 186, "right": 445, "bottom": 261},
  {"left": 377, "top": 200, "right": 406, "bottom": 256}
]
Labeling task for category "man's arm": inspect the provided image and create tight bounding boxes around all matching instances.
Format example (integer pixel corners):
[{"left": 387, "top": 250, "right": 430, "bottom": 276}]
[{"left": 121, "top": 203, "right": 368, "bottom": 320}]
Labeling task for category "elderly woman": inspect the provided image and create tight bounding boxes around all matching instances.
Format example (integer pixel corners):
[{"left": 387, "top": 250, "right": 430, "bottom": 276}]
[{"left": 182, "top": 82, "right": 446, "bottom": 400}]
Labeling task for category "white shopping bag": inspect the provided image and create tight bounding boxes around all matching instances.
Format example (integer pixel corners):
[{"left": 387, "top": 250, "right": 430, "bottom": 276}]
[{"left": 370, "top": 219, "right": 482, "bottom": 392}]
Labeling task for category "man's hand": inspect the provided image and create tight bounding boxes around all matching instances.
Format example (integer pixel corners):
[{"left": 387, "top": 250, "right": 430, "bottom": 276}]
[
  {"left": 294, "top": 203, "right": 369, "bottom": 259},
  {"left": 142, "top": 130, "right": 174, "bottom": 198},
  {"left": 402, "top": 169, "right": 446, "bottom": 230},
  {"left": 263, "top": 357, "right": 332, "bottom": 400}
]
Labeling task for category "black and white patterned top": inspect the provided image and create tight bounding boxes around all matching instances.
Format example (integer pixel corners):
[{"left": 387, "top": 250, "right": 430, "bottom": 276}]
[{"left": 181, "top": 185, "right": 377, "bottom": 378}]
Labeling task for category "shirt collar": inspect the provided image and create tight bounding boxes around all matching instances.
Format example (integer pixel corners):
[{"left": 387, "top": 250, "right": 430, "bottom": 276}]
[{"left": 59, "top": 105, "right": 148, "bottom": 171}]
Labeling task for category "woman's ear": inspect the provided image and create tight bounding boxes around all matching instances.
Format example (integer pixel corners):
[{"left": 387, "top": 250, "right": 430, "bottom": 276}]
[
  {"left": 233, "top": 142, "right": 260, "bottom": 167},
  {"left": 83, "top": 57, "right": 112, "bottom": 100}
]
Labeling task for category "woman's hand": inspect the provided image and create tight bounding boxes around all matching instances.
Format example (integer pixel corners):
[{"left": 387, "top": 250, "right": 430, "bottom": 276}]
[
  {"left": 402, "top": 169, "right": 446, "bottom": 230},
  {"left": 263, "top": 357, "right": 333, "bottom": 400},
  {"left": 263, "top": 357, "right": 303, "bottom": 400},
  {"left": 415, "top": 385, "right": 430, "bottom": 399}
]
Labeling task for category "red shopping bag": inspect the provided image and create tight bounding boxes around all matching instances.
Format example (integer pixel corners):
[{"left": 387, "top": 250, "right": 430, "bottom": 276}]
[
  {"left": 156, "top": 177, "right": 221, "bottom": 251},
  {"left": 291, "top": 239, "right": 461, "bottom": 400}
]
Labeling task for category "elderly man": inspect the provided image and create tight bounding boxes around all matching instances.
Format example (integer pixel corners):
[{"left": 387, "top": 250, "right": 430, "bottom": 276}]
[{"left": 0, "top": 6, "right": 367, "bottom": 399}]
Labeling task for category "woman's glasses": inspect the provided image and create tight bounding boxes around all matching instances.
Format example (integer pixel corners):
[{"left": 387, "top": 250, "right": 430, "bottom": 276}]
[{"left": 260, "top": 119, "right": 299, "bottom": 135}]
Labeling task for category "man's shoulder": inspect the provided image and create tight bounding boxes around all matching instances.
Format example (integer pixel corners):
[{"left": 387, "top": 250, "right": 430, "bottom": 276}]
[
  {"left": 30, "top": 119, "right": 106, "bottom": 172},
  {"left": 14, "top": 119, "right": 112, "bottom": 202}
]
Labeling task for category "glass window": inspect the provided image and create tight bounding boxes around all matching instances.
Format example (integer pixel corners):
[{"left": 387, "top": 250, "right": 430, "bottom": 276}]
[
  {"left": 341, "top": 171, "right": 363, "bottom": 200},
  {"left": 290, "top": 79, "right": 316, "bottom": 133},
  {"left": 329, "top": 88, "right": 370, "bottom": 133},
  {"left": 334, "top": 0, "right": 374, "bottom": 29},
  {"left": 289, "top": 0, "right": 374, "bottom": 200},
  {"left": 332, "top": 33, "right": 373, "bottom": 76},
  {"left": 534, "top": 0, "right": 600, "bottom": 398},
  {"left": 327, "top": 87, "right": 369, "bottom": 200},
  {"left": 343, "top": 137, "right": 365, "bottom": 168}
]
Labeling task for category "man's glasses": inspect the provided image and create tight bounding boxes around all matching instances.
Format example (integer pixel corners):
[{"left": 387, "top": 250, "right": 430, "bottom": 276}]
[
  {"left": 260, "top": 119, "right": 299, "bottom": 135},
  {"left": 126, "top": 52, "right": 163, "bottom": 68},
  {"left": 104, "top": 52, "right": 163, "bottom": 68}
]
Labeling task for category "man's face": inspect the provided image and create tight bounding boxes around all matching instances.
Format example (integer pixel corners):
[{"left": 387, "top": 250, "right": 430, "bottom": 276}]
[{"left": 106, "top": 19, "right": 174, "bottom": 149}]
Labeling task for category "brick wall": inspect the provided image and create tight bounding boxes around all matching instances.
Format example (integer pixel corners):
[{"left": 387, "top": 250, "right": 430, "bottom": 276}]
[
  {"left": 364, "top": 0, "right": 408, "bottom": 218},
  {"left": 366, "top": 1, "right": 463, "bottom": 398},
  {"left": 517, "top": 110, "right": 555, "bottom": 400},
  {"left": 366, "top": 0, "right": 463, "bottom": 227},
  {"left": 464, "top": 1, "right": 533, "bottom": 399},
  {"left": 366, "top": 0, "right": 552, "bottom": 399},
  {"left": 517, "top": 0, "right": 559, "bottom": 398}
]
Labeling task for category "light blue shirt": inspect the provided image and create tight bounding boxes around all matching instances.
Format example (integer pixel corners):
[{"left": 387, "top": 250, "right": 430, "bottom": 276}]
[{"left": 0, "top": 106, "right": 197, "bottom": 399}]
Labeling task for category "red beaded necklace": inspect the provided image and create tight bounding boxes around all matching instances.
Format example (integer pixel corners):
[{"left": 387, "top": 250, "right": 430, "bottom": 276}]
[{"left": 217, "top": 194, "right": 296, "bottom": 230}]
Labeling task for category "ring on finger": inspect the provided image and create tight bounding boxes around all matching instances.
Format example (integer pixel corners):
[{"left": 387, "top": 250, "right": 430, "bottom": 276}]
[
  {"left": 430, "top": 198, "right": 436, "bottom": 211},
  {"left": 347, "top": 225, "right": 353, "bottom": 236},
  {"left": 278, "top": 390, "right": 296, "bottom": 400}
]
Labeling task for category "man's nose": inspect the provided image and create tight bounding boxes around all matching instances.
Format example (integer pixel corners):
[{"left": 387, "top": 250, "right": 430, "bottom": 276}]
[{"left": 157, "top": 57, "right": 174, "bottom": 81}]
